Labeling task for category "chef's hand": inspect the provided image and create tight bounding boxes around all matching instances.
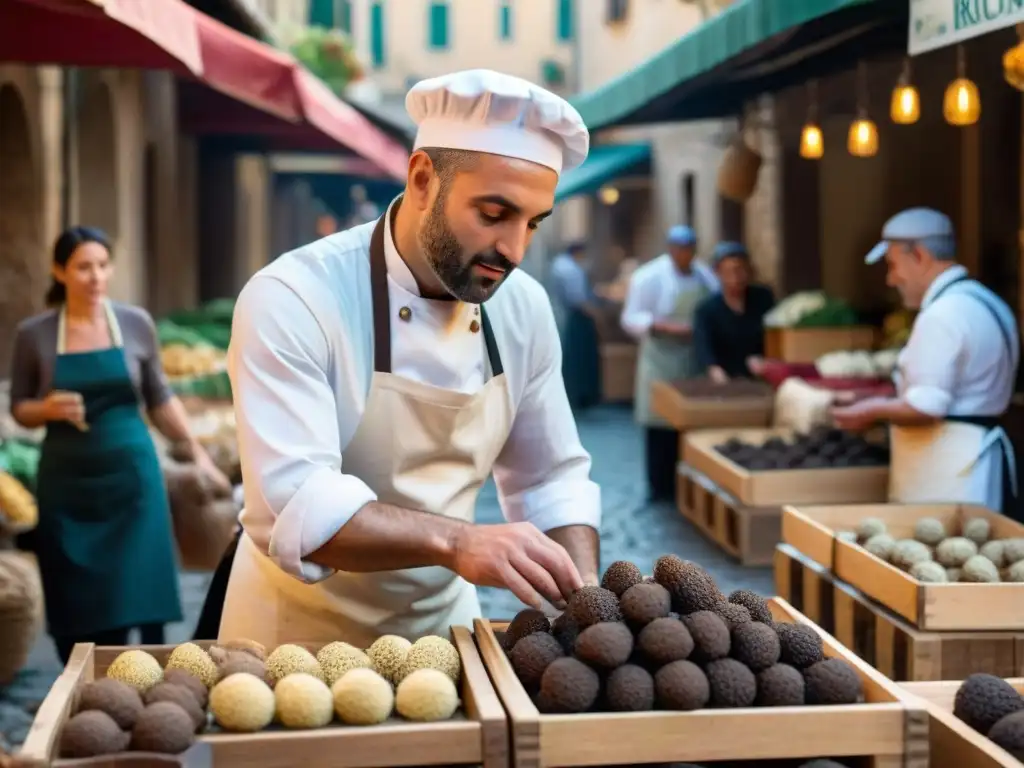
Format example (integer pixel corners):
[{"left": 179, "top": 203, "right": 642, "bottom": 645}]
[
  {"left": 746, "top": 356, "right": 767, "bottom": 376},
  {"left": 831, "top": 400, "right": 880, "bottom": 432},
  {"left": 450, "top": 522, "right": 583, "bottom": 611},
  {"left": 708, "top": 366, "right": 729, "bottom": 384},
  {"left": 43, "top": 390, "right": 85, "bottom": 426}
]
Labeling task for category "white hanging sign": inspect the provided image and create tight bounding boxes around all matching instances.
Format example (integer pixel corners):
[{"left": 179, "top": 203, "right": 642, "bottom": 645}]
[{"left": 909, "top": 0, "right": 1024, "bottom": 55}]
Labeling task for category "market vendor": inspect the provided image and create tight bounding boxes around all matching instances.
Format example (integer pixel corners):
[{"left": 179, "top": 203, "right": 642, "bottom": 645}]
[
  {"left": 693, "top": 241, "right": 775, "bottom": 383},
  {"left": 8, "top": 226, "right": 231, "bottom": 664},
  {"left": 621, "top": 225, "right": 719, "bottom": 501},
  {"left": 549, "top": 240, "right": 601, "bottom": 411},
  {"left": 832, "top": 208, "right": 1019, "bottom": 512},
  {"left": 212, "top": 70, "right": 601, "bottom": 649}
]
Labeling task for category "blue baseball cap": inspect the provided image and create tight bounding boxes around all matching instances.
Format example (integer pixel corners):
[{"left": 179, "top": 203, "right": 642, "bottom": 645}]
[
  {"left": 864, "top": 207, "right": 955, "bottom": 265},
  {"left": 667, "top": 225, "right": 696, "bottom": 246},
  {"left": 711, "top": 241, "right": 748, "bottom": 267}
]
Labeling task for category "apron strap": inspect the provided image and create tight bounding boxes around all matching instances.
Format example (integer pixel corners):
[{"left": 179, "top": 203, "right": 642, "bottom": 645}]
[
  {"left": 57, "top": 299, "right": 124, "bottom": 355},
  {"left": 368, "top": 206, "right": 505, "bottom": 378}
]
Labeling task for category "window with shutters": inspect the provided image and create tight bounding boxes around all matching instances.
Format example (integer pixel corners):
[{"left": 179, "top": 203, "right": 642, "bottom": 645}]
[
  {"left": 557, "top": 0, "right": 574, "bottom": 41},
  {"left": 499, "top": 0, "right": 513, "bottom": 41},
  {"left": 606, "top": 0, "right": 628, "bottom": 24},
  {"left": 429, "top": 1, "right": 450, "bottom": 49},
  {"left": 370, "top": 0, "right": 385, "bottom": 68}
]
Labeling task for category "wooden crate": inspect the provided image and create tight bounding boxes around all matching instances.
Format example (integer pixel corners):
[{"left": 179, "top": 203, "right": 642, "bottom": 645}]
[
  {"left": 474, "top": 599, "right": 929, "bottom": 768},
  {"left": 776, "top": 544, "right": 1024, "bottom": 682},
  {"left": 598, "top": 342, "right": 636, "bottom": 404},
  {"left": 683, "top": 428, "right": 889, "bottom": 507},
  {"left": 901, "top": 679, "right": 1024, "bottom": 768},
  {"left": 17, "top": 627, "right": 507, "bottom": 768},
  {"left": 765, "top": 326, "right": 877, "bottom": 364},
  {"left": 783, "top": 504, "right": 1024, "bottom": 631},
  {"left": 649, "top": 380, "right": 774, "bottom": 432},
  {"left": 676, "top": 464, "right": 779, "bottom": 566}
]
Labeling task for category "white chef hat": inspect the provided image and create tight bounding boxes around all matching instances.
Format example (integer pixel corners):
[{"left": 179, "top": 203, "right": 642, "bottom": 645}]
[{"left": 406, "top": 69, "right": 590, "bottom": 176}]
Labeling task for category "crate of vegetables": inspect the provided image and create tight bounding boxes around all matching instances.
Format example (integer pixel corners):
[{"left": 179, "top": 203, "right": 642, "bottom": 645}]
[
  {"left": 649, "top": 377, "right": 774, "bottom": 432},
  {"left": 18, "top": 628, "right": 507, "bottom": 768},
  {"left": 474, "top": 556, "right": 929, "bottom": 768},
  {"left": 902, "top": 675, "right": 1024, "bottom": 768},
  {"left": 683, "top": 425, "right": 890, "bottom": 507},
  {"left": 783, "top": 503, "right": 1024, "bottom": 631}
]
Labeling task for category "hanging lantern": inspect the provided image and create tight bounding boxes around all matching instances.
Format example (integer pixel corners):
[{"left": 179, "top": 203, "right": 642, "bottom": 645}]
[
  {"left": 799, "top": 123, "right": 824, "bottom": 159},
  {"left": 944, "top": 45, "right": 981, "bottom": 126},
  {"left": 890, "top": 59, "right": 920, "bottom": 124},
  {"left": 848, "top": 116, "right": 879, "bottom": 157},
  {"left": 598, "top": 185, "right": 620, "bottom": 205},
  {"left": 717, "top": 134, "right": 762, "bottom": 202},
  {"left": 1004, "top": 42, "right": 1024, "bottom": 91}
]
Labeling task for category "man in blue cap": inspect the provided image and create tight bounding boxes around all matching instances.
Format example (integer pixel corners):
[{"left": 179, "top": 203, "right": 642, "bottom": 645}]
[
  {"left": 621, "top": 225, "right": 719, "bottom": 500},
  {"left": 832, "top": 207, "right": 1019, "bottom": 513}
]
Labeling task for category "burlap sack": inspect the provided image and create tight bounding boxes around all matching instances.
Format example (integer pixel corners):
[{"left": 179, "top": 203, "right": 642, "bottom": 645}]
[
  {"left": 164, "top": 455, "right": 239, "bottom": 572},
  {"left": 717, "top": 136, "right": 762, "bottom": 202},
  {"left": 0, "top": 551, "right": 43, "bottom": 686}
]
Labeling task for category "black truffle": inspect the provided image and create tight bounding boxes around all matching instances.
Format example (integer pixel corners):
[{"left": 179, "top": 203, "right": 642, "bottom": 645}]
[
  {"left": 538, "top": 657, "right": 600, "bottom": 714},
  {"left": 511, "top": 632, "right": 565, "bottom": 689},
  {"left": 705, "top": 658, "right": 757, "bottom": 708},
  {"left": 954, "top": 673, "right": 1024, "bottom": 734},
  {"left": 756, "top": 664, "right": 806, "bottom": 707},
  {"left": 776, "top": 623, "right": 825, "bottom": 669},
  {"left": 568, "top": 586, "right": 623, "bottom": 629},
  {"left": 507, "top": 609, "right": 551, "bottom": 648},
  {"left": 620, "top": 582, "right": 671, "bottom": 628},
  {"left": 551, "top": 612, "right": 579, "bottom": 654},
  {"left": 682, "top": 611, "right": 730, "bottom": 663},
  {"left": 654, "top": 556, "right": 724, "bottom": 614},
  {"left": 60, "top": 710, "right": 130, "bottom": 758},
  {"left": 654, "top": 660, "right": 710, "bottom": 711},
  {"left": 728, "top": 589, "right": 773, "bottom": 624},
  {"left": 605, "top": 664, "right": 655, "bottom": 712},
  {"left": 712, "top": 601, "right": 752, "bottom": 630},
  {"left": 76, "top": 678, "right": 144, "bottom": 730},
  {"left": 637, "top": 617, "right": 694, "bottom": 666},
  {"left": 731, "top": 621, "right": 781, "bottom": 672},
  {"left": 131, "top": 701, "right": 196, "bottom": 754},
  {"left": 803, "top": 659, "right": 863, "bottom": 705},
  {"left": 163, "top": 669, "right": 209, "bottom": 709},
  {"left": 988, "top": 711, "right": 1024, "bottom": 759},
  {"left": 601, "top": 560, "right": 643, "bottom": 597},
  {"left": 574, "top": 622, "right": 634, "bottom": 669},
  {"left": 144, "top": 683, "right": 206, "bottom": 732}
]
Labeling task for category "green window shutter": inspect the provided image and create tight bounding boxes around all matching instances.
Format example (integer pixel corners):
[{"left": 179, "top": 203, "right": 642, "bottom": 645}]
[
  {"left": 557, "top": 0, "right": 574, "bottom": 41},
  {"left": 309, "top": 0, "right": 334, "bottom": 27},
  {"left": 338, "top": 0, "right": 352, "bottom": 34},
  {"left": 370, "top": 1, "right": 385, "bottom": 67},
  {"left": 429, "top": 2, "right": 449, "bottom": 49},
  {"left": 499, "top": 1, "right": 512, "bottom": 40}
]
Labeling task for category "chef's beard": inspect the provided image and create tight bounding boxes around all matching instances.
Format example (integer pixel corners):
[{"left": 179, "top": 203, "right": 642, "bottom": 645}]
[{"left": 419, "top": 192, "right": 516, "bottom": 304}]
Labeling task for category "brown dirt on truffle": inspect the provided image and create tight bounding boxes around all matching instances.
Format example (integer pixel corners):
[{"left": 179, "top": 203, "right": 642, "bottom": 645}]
[
  {"left": 620, "top": 582, "right": 671, "bottom": 628},
  {"left": 605, "top": 664, "right": 655, "bottom": 712},
  {"left": 682, "top": 611, "right": 730, "bottom": 662},
  {"left": 507, "top": 609, "right": 551, "bottom": 647},
  {"left": 601, "top": 560, "right": 643, "bottom": 597},
  {"left": 654, "top": 660, "right": 709, "bottom": 711},
  {"left": 637, "top": 617, "right": 694, "bottom": 666},
  {"left": 567, "top": 586, "right": 623, "bottom": 629},
  {"left": 538, "top": 657, "right": 600, "bottom": 713},
  {"left": 510, "top": 632, "right": 565, "bottom": 689}
]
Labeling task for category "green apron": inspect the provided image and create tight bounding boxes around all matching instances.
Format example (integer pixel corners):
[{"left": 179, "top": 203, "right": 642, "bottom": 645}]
[
  {"left": 634, "top": 279, "right": 711, "bottom": 427},
  {"left": 35, "top": 302, "right": 182, "bottom": 638}
]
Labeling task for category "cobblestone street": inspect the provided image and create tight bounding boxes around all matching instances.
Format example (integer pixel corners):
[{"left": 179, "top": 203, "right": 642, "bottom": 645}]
[{"left": 1, "top": 405, "right": 773, "bottom": 751}]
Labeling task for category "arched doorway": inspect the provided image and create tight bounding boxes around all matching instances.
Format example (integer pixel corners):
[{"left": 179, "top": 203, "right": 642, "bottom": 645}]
[
  {"left": 74, "top": 75, "right": 119, "bottom": 241},
  {"left": 0, "top": 83, "right": 42, "bottom": 377}
]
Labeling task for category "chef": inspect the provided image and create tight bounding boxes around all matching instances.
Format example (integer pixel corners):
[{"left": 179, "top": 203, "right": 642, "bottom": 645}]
[
  {"left": 621, "top": 226, "right": 719, "bottom": 501},
  {"left": 832, "top": 208, "right": 1019, "bottom": 512},
  {"left": 216, "top": 70, "right": 601, "bottom": 649}
]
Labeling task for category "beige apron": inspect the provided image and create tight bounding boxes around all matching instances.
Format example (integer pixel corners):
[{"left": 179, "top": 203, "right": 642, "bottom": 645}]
[
  {"left": 634, "top": 276, "right": 711, "bottom": 427},
  {"left": 219, "top": 215, "right": 514, "bottom": 648}
]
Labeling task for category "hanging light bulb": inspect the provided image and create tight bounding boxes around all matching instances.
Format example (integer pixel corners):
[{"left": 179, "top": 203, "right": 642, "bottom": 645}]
[
  {"left": 890, "top": 59, "right": 920, "bottom": 124},
  {"left": 848, "top": 114, "right": 879, "bottom": 157},
  {"left": 800, "top": 123, "right": 824, "bottom": 159},
  {"left": 944, "top": 45, "right": 981, "bottom": 126},
  {"left": 598, "top": 185, "right": 619, "bottom": 205}
]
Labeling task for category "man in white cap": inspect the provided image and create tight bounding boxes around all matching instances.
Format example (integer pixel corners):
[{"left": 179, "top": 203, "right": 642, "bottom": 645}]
[
  {"left": 832, "top": 208, "right": 1019, "bottom": 512},
  {"left": 621, "top": 225, "right": 719, "bottom": 501},
  {"left": 210, "top": 70, "right": 600, "bottom": 647}
]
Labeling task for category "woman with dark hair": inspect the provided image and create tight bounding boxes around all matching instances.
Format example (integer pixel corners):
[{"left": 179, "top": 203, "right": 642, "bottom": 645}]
[{"left": 9, "top": 226, "right": 231, "bottom": 662}]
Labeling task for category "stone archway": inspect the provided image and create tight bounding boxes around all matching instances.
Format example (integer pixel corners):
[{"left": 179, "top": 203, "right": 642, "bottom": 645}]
[
  {"left": 75, "top": 74, "right": 119, "bottom": 242},
  {"left": 0, "top": 83, "right": 42, "bottom": 377}
]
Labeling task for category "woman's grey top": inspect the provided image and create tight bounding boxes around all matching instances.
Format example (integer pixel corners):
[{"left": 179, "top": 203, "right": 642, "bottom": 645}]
[{"left": 9, "top": 302, "right": 174, "bottom": 413}]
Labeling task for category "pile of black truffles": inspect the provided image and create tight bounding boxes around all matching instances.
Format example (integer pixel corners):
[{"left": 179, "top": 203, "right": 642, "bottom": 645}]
[
  {"left": 501, "top": 556, "right": 864, "bottom": 716},
  {"left": 714, "top": 426, "right": 888, "bottom": 471},
  {"left": 675, "top": 378, "right": 772, "bottom": 399},
  {"left": 953, "top": 674, "right": 1024, "bottom": 759}
]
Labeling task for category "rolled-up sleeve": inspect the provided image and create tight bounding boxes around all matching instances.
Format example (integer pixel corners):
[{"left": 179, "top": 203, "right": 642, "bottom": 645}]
[
  {"left": 620, "top": 270, "right": 654, "bottom": 339},
  {"left": 229, "top": 277, "right": 377, "bottom": 583},
  {"left": 899, "top": 313, "right": 964, "bottom": 417},
  {"left": 493, "top": 295, "right": 601, "bottom": 533}
]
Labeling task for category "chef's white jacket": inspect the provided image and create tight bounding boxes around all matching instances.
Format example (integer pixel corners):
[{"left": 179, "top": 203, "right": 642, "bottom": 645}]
[
  {"left": 620, "top": 254, "right": 719, "bottom": 339},
  {"left": 228, "top": 214, "right": 602, "bottom": 583}
]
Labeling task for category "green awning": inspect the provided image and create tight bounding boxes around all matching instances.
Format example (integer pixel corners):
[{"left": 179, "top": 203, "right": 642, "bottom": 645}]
[
  {"left": 570, "top": 0, "right": 882, "bottom": 131},
  {"left": 555, "top": 143, "right": 650, "bottom": 202}
]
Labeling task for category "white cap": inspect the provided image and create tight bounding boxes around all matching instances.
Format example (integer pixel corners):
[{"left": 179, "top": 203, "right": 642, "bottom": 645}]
[
  {"left": 864, "top": 207, "right": 955, "bottom": 264},
  {"left": 406, "top": 69, "right": 589, "bottom": 176}
]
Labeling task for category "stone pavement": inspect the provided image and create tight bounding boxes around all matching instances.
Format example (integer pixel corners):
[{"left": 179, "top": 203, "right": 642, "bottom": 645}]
[{"left": 0, "top": 404, "right": 772, "bottom": 751}]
